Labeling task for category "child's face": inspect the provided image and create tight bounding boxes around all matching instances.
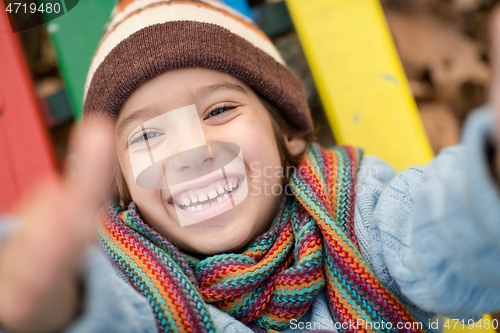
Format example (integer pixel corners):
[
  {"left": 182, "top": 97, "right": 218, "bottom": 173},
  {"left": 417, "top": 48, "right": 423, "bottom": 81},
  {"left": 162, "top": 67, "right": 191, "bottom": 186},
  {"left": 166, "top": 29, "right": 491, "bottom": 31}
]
[{"left": 115, "top": 68, "right": 297, "bottom": 255}]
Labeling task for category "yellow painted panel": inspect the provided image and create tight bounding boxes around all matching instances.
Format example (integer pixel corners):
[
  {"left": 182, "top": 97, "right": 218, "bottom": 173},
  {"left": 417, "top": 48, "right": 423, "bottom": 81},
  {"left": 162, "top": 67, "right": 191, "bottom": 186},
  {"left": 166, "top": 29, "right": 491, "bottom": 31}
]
[
  {"left": 444, "top": 315, "right": 497, "bottom": 333},
  {"left": 285, "top": 0, "right": 434, "bottom": 172},
  {"left": 285, "top": 1, "right": 497, "bottom": 332}
]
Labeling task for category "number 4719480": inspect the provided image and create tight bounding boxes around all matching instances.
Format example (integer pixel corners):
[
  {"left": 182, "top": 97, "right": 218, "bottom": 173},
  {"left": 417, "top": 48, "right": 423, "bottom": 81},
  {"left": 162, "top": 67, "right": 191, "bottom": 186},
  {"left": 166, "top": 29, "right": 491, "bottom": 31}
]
[
  {"left": 5, "top": 2, "right": 61, "bottom": 14},
  {"left": 444, "top": 318, "right": 498, "bottom": 330}
]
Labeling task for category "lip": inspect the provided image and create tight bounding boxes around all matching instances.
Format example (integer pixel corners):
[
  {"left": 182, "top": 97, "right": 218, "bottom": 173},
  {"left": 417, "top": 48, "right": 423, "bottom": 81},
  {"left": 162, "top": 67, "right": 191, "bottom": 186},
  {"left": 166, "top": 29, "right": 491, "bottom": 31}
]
[
  {"left": 174, "top": 176, "right": 245, "bottom": 218},
  {"left": 164, "top": 169, "right": 246, "bottom": 203},
  {"left": 167, "top": 173, "right": 248, "bottom": 226}
]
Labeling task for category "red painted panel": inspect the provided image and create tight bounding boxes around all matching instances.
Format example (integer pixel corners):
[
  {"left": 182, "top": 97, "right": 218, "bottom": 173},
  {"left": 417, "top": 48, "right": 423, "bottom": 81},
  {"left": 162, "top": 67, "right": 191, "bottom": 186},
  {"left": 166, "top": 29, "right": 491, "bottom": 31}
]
[{"left": 0, "top": 5, "right": 57, "bottom": 214}]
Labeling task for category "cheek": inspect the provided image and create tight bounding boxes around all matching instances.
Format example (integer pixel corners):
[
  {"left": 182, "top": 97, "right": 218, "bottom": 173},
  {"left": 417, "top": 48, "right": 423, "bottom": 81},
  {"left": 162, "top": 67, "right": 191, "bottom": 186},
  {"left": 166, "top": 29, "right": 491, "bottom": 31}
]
[
  {"left": 118, "top": 153, "right": 164, "bottom": 211},
  {"left": 223, "top": 113, "right": 280, "bottom": 167},
  {"left": 229, "top": 115, "right": 283, "bottom": 196},
  {"left": 128, "top": 181, "right": 173, "bottom": 230},
  {"left": 118, "top": 155, "right": 181, "bottom": 231}
]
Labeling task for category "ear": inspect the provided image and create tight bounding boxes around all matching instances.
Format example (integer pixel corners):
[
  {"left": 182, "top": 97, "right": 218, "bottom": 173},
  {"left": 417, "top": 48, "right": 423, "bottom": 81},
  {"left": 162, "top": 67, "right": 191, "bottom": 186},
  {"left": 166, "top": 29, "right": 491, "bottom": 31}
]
[{"left": 284, "top": 135, "right": 307, "bottom": 156}]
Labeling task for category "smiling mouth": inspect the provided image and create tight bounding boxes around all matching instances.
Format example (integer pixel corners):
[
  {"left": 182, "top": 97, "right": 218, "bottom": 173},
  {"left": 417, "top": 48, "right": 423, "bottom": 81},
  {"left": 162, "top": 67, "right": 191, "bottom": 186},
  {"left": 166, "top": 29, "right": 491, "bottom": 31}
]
[{"left": 171, "top": 177, "right": 242, "bottom": 211}]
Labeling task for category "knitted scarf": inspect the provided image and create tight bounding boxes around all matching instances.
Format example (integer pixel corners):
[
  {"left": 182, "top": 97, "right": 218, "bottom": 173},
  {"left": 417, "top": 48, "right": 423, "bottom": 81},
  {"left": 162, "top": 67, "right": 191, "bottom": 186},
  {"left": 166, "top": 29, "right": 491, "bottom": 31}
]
[{"left": 97, "top": 144, "right": 428, "bottom": 333}]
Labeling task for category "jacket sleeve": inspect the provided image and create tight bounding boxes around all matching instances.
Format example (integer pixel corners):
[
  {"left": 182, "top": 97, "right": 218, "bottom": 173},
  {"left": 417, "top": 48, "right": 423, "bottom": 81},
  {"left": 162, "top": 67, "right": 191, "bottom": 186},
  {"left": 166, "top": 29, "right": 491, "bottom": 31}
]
[
  {"left": 353, "top": 106, "right": 500, "bottom": 319},
  {"left": 0, "top": 218, "right": 158, "bottom": 333}
]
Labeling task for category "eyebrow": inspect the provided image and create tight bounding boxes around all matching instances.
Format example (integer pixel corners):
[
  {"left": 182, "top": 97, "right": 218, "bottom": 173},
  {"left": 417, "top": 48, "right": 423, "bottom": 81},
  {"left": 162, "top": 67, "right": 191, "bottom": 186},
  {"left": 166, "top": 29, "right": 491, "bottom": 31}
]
[
  {"left": 117, "top": 82, "right": 249, "bottom": 137},
  {"left": 194, "top": 82, "right": 248, "bottom": 99},
  {"left": 117, "top": 105, "right": 164, "bottom": 138}
]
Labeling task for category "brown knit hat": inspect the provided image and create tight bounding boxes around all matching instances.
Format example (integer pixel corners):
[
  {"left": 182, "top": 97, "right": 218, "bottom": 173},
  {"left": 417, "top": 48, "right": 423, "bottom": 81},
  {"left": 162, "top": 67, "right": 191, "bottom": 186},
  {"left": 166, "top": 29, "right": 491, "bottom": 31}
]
[{"left": 83, "top": 0, "right": 313, "bottom": 132}]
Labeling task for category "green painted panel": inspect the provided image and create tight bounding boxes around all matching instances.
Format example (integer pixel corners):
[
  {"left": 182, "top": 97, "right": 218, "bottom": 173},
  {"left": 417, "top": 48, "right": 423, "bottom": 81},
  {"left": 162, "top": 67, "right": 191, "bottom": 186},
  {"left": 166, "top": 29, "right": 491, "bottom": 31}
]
[{"left": 40, "top": 0, "right": 115, "bottom": 120}]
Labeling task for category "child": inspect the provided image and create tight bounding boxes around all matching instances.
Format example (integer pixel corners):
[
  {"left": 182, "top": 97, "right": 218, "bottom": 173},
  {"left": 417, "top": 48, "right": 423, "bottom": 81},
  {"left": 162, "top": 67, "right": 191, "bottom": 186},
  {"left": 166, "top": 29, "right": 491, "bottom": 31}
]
[{"left": 0, "top": 0, "right": 499, "bottom": 332}]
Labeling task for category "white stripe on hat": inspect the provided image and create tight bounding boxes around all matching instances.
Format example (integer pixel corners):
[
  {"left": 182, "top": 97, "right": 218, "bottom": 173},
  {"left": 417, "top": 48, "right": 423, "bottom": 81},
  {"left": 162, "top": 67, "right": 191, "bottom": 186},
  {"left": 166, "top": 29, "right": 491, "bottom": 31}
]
[
  {"left": 84, "top": 1, "right": 284, "bottom": 102},
  {"left": 106, "top": 0, "right": 254, "bottom": 37}
]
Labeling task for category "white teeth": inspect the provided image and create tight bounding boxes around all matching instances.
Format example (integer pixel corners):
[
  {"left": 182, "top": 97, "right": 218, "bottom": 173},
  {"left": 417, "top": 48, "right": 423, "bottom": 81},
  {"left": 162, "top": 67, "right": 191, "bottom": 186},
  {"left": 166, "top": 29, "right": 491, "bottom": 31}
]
[
  {"left": 175, "top": 177, "right": 241, "bottom": 211},
  {"left": 183, "top": 193, "right": 232, "bottom": 211}
]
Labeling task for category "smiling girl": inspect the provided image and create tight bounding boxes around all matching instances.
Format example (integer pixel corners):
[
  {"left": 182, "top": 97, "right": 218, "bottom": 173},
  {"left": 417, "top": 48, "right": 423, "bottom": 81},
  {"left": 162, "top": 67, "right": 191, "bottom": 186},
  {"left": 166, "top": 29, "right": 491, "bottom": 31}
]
[
  {"left": 0, "top": 1, "right": 500, "bottom": 333},
  {"left": 113, "top": 68, "right": 302, "bottom": 255}
]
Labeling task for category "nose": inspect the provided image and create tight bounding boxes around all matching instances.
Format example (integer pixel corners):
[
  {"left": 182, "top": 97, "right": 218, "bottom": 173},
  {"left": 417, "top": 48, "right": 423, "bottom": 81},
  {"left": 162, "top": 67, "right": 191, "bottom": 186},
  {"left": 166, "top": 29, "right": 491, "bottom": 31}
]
[
  {"left": 171, "top": 144, "right": 213, "bottom": 171},
  {"left": 163, "top": 144, "right": 215, "bottom": 186}
]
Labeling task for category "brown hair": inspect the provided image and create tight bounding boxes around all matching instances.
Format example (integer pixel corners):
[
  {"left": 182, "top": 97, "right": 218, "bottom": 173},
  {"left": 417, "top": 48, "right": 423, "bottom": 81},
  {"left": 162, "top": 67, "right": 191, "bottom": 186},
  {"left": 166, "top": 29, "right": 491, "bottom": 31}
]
[
  {"left": 257, "top": 95, "right": 316, "bottom": 169},
  {"left": 113, "top": 98, "right": 316, "bottom": 206}
]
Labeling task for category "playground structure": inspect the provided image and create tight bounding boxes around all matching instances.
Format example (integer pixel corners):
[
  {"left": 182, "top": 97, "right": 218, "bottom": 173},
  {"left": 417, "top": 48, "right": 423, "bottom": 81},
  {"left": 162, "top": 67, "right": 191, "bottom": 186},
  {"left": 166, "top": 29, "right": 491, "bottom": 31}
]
[{"left": 0, "top": 0, "right": 497, "bottom": 331}]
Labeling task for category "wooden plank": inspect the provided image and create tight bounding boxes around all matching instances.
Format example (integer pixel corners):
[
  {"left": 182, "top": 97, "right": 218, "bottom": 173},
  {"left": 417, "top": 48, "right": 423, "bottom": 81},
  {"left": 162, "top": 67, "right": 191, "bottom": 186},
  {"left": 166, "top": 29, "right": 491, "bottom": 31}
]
[
  {"left": 43, "top": 0, "right": 250, "bottom": 122},
  {"left": 40, "top": 0, "right": 115, "bottom": 121},
  {"left": 286, "top": 0, "right": 433, "bottom": 172},
  {"left": 0, "top": 3, "right": 57, "bottom": 214},
  {"left": 220, "top": 0, "right": 252, "bottom": 19},
  {"left": 286, "top": 1, "right": 496, "bottom": 332}
]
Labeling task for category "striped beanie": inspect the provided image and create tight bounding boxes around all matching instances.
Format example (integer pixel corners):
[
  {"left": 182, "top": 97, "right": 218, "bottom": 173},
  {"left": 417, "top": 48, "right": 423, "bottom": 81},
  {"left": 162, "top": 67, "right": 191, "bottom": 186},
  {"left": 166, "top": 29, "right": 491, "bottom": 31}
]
[{"left": 83, "top": 0, "right": 313, "bottom": 132}]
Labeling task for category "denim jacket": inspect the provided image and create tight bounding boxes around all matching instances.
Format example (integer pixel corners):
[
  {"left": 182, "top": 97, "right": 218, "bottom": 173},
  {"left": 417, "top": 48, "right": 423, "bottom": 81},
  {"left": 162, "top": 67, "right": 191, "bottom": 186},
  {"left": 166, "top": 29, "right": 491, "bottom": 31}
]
[{"left": 0, "top": 107, "right": 499, "bottom": 333}]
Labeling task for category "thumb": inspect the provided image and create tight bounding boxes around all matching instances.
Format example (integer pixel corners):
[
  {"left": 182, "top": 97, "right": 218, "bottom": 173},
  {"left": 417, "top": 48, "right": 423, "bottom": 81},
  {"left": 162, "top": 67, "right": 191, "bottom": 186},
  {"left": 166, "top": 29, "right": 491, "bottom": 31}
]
[
  {"left": 15, "top": 115, "right": 115, "bottom": 272},
  {"left": 67, "top": 115, "right": 115, "bottom": 207},
  {"left": 489, "top": 6, "right": 500, "bottom": 143},
  {"left": 0, "top": 117, "right": 115, "bottom": 331},
  {"left": 62, "top": 115, "right": 116, "bottom": 244}
]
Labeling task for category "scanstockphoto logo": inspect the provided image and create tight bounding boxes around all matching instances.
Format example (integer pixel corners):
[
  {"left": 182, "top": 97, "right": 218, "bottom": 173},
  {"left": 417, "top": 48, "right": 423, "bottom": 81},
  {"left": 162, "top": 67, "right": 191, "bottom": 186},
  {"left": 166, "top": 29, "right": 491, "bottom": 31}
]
[
  {"left": 1, "top": 0, "right": 79, "bottom": 33},
  {"left": 247, "top": 163, "right": 380, "bottom": 197}
]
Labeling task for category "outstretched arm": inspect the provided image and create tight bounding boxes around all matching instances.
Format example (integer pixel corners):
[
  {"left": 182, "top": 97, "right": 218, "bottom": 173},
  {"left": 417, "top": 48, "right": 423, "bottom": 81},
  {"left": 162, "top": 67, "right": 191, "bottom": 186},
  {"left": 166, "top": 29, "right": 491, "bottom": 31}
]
[
  {"left": 0, "top": 117, "right": 141, "bottom": 333},
  {"left": 355, "top": 107, "right": 500, "bottom": 319},
  {"left": 354, "top": 8, "right": 500, "bottom": 318}
]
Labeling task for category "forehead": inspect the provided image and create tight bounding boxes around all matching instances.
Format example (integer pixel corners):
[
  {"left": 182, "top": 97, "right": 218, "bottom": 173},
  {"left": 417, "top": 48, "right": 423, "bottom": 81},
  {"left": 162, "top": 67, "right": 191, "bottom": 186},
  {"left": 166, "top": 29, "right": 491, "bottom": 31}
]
[
  {"left": 116, "top": 68, "right": 251, "bottom": 136},
  {"left": 119, "top": 68, "right": 247, "bottom": 118}
]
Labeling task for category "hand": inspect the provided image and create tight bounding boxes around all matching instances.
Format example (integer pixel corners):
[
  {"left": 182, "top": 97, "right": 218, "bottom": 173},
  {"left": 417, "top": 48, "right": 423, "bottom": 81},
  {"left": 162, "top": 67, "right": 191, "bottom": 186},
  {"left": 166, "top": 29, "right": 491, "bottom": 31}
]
[
  {"left": 0, "top": 116, "right": 114, "bottom": 333},
  {"left": 489, "top": 6, "right": 500, "bottom": 182}
]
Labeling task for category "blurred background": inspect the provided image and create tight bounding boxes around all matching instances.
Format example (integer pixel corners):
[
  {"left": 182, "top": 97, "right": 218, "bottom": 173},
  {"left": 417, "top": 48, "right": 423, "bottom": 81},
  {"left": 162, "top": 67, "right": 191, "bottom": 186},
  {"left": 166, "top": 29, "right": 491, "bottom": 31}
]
[
  {"left": 4, "top": 0, "right": 495, "bottom": 166},
  {"left": 0, "top": 0, "right": 499, "bottom": 328}
]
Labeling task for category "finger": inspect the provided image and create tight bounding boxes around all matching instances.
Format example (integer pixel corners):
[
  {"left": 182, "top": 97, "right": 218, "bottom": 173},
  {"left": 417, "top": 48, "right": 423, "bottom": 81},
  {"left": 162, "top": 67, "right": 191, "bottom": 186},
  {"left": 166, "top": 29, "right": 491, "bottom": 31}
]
[
  {"left": 0, "top": 116, "right": 115, "bottom": 328},
  {"left": 489, "top": 5, "right": 500, "bottom": 141},
  {"left": 490, "top": 6, "right": 500, "bottom": 95},
  {"left": 60, "top": 115, "right": 115, "bottom": 249},
  {"left": 14, "top": 115, "right": 115, "bottom": 273}
]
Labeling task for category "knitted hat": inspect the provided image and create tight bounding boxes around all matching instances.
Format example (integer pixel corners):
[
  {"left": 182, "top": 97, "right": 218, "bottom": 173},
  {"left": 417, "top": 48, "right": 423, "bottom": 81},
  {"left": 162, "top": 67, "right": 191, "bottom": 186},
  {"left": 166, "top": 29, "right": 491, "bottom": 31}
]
[{"left": 83, "top": 0, "right": 313, "bottom": 132}]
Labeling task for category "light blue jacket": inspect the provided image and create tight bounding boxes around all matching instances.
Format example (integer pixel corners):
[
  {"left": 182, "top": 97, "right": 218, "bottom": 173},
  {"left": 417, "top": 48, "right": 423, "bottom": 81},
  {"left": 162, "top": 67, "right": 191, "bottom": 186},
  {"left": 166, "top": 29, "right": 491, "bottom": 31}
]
[{"left": 0, "top": 107, "right": 499, "bottom": 332}]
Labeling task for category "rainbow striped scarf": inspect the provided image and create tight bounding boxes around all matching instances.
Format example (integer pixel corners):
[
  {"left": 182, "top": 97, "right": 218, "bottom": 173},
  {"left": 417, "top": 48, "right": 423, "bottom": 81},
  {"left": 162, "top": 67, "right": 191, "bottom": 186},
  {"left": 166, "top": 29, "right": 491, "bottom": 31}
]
[{"left": 97, "top": 144, "right": 428, "bottom": 333}]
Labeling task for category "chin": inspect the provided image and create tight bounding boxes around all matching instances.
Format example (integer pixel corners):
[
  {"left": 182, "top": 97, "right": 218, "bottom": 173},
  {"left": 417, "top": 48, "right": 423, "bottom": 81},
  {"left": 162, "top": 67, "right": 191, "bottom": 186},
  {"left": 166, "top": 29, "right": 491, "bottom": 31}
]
[{"left": 191, "top": 226, "right": 255, "bottom": 255}]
